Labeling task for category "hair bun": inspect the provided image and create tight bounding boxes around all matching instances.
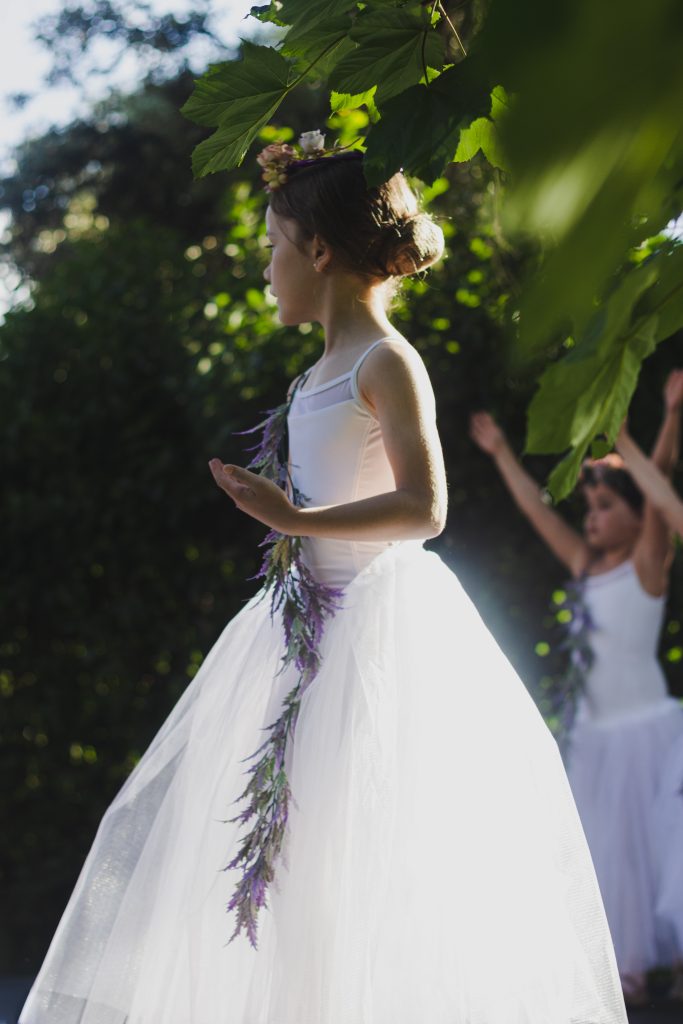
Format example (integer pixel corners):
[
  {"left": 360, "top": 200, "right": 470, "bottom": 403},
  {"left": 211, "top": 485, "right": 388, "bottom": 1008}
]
[
  {"left": 382, "top": 212, "right": 445, "bottom": 277},
  {"left": 269, "top": 160, "right": 444, "bottom": 281}
]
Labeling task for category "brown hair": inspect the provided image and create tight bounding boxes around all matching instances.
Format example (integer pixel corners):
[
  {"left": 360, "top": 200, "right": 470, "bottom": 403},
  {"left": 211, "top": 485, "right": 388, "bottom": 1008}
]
[
  {"left": 269, "top": 153, "right": 444, "bottom": 279},
  {"left": 580, "top": 453, "right": 644, "bottom": 514}
]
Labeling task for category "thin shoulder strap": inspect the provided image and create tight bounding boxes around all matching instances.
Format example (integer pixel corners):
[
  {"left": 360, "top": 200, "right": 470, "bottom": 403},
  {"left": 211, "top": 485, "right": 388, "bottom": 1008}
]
[{"left": 350, "top": 335, "right": 405, "bottom": 406}]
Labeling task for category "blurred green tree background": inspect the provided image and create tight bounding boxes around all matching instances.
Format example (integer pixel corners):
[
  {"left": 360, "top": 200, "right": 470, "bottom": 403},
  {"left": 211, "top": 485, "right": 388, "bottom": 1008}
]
[{"left": 1, "top": 1, "right": 681, "bottom": 973}]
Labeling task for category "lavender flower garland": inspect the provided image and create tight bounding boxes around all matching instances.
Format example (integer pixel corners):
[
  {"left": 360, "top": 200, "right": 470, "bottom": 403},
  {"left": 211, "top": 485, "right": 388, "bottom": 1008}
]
[
  {"left": 540, "top": 577, "right": 595, "bottom": 757},
  {"left": 224, "top": 381, "right": 344, "bottom": 948}
]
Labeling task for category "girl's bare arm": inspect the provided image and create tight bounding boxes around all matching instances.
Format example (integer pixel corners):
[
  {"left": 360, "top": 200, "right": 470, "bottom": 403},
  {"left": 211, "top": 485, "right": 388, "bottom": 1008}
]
[
  {"left": 617, "top": 426, "right": 683, "bottom": 537},
  {"left": 210, "top": 341, "right": 448, "bottom": 541},
  {"left": 629, "top": 371, "right": 683, "bottom": 593},
  {"left": 648, "top": 369, "right": 683, "bottom": 473},
  {"left": 470, "top": 412, "right": 590, "bottom": 577}
]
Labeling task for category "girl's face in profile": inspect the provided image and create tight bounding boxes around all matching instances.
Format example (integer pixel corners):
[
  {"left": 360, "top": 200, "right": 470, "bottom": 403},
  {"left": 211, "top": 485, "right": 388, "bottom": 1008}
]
[
  {"left": 582, "top": 482, "right": 642, "bottom": 551},
  {"left": 263, "top": 207, "right": 319, "bottom": 326}
]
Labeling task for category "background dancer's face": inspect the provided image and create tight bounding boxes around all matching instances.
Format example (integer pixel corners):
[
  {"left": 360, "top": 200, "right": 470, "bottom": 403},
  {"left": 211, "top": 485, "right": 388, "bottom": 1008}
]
[
  {"left": 582, "top": 482, "right": 642, "bottom": 552},
  {"left": 263, "top": 207, "right": 322, "bottom": 326}
]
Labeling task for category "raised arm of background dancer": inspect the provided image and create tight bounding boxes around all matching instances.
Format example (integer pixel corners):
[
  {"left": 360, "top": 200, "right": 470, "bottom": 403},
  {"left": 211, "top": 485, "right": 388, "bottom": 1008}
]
[
  {"left": 648, "top": 369, "right": 683, "bottom": 473},
  {"left": 629, "top": 374, "right": 682, "bottom": 593},
  {"left": 617, "top": 425, "right": 683, "bottom": 538},
  {"left": 469, "top": 412, "right": 591, "bottom": 578}
]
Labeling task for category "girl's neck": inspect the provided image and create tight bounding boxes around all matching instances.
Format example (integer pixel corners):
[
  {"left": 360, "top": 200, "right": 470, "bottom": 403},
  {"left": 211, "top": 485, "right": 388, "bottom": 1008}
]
[
  {"left": 317, "top": 279, "right": 396, "bottom": 354},
  {"left": 586, "top": 543, "right": 636, "bottom": 575}
]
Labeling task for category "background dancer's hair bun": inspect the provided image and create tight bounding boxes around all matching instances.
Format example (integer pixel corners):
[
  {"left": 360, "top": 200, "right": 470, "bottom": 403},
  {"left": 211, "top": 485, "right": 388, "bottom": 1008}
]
[{"left": 268, "top": 155, "right": 444, "bottom": 280}]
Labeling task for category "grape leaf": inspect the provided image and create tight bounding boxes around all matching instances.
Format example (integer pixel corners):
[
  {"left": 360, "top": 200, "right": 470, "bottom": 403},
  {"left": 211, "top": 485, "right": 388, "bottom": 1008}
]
[
  {"left": 526, "top": 260, "right": 660, "bottom": 454},
  {"left": 523, "top": 249, "right": 683, "bottom": 499},
  {"left": 248, "top": 4, "right": 284, "bottom": 25},
  {"left": 544, "top": 319, "right": 659, "bottom": 500},
  {"left": 330, "top": 88, "right": 379, "bottom": 122},
  {"left": 453, "top": 118, "right": 507, "bottom": 169},
  {"left": 279, "top": 0, "right": 356, "bottom": 26},
  {"left": 281, "top": 17, "right": 355, "bottom": 76},
  {"left": 181, "top": 43, "right": 292, "bottom": 177},
  {"left": 363, "top": 57, "right": 493, "bottom": 184},
  {"left": 453, "top": 85, "right": 509, "bottom": 169},
  {"left": 633, "top": 243, "right": 683, "bottom": 343},
  {"left": 328, "top": 8, "right": 445, "bottom": 105}
]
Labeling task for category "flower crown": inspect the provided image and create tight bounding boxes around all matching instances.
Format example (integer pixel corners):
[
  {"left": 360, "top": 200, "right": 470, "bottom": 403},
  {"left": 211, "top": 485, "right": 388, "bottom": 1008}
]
[{"left": 256, "top": 131, "right": 358, "bottom": 192}]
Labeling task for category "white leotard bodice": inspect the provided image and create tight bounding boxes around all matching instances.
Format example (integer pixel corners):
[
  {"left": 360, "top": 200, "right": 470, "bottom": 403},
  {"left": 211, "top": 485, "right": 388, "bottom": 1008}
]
[
  {"left": 579, "top": 560, "right": 671, "bottom": 724},
  {"left": 288, "top": 337, "right": 410, "bottom": 586}
]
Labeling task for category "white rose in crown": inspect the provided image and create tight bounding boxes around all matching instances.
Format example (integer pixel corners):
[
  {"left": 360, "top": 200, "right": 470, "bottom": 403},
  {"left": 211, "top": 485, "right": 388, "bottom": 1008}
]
[{"left": 299, "top": 130, "right": 326, "bottom": 155}]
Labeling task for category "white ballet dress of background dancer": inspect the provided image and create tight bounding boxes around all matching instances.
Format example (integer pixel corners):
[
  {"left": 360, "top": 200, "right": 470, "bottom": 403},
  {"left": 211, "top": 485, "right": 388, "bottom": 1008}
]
[
  {"left": 567, "top": 559, "right": 683, "bottom": 978},
  {"left": 20, "top": 338, "right": 627, "bottom": 1024}
]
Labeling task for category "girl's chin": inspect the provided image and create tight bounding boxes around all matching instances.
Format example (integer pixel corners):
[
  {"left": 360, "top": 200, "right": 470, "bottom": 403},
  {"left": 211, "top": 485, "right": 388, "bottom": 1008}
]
[{"left": 277, "top": 310, "right": 314, "bottom": 327}]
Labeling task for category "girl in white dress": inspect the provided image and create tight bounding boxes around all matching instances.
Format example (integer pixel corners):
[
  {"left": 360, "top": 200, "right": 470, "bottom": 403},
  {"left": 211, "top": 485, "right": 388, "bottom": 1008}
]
[
  {"left": 21, "top": 142, "right": 627, "bottom": 1024},
  {"left": 471, "top": 376, "right": 683, "bottom": 1007}
]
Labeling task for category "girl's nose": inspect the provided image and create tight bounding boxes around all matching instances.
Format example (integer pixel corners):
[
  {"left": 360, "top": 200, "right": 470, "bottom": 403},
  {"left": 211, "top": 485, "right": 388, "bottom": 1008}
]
[{"left": 263, "top": 265, "right": 271, "bottom": 283}]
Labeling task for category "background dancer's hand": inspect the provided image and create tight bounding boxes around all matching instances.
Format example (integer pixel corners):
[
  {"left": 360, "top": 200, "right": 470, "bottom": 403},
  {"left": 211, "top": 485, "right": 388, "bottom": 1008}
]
[
  {"left": 469, "top": 411, "right": 507, "bottom": 457},
  {"left": 664, "top": 368, "right": 683, "bottom": 414},
  {"left": 469, "top": 410, "right": 590, "bottom": 577},
  {"left": 209, "top": 460, "right": 296, "bottom": 533}
]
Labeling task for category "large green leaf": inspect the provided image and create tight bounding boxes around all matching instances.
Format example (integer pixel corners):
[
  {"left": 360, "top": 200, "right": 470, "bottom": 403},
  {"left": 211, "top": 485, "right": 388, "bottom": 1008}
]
[
  {"left": 330, "top": 88, "right": 380, "bottom": 122},
  {"left": 278, "top": 0, "right": 356, "bottom": 25},
  {"left": 280, "top": 0, "right": 357, "bottom": 73},
  {"left": 453, "top": 85, "right": 509, "bottom": 169},
  {"left": 281, "top": 18, "right": 355, "bottom": 76},
  {"left": 633, "top": 243, "right": 683, "bottom": 343},
  {"left": 363, "top": 58, "right": 493, "bottom": 184},
  {"left": 328, "top": 8, "right": 445, "bottom": 105},
  {"left": 181, "top": 43, "right": 292, "bottom": 177},
  {"left": 523, "top": 247, "right": 683, "bottom": 498},
  {"left": 544, "top": 320, "right": 659, "bottom": 500},
  {"left": 526, "top": 261, "right": 660, "bottom": 454},
  {"left": 483, "top": 0, "right": 683, "bottom": 358}
]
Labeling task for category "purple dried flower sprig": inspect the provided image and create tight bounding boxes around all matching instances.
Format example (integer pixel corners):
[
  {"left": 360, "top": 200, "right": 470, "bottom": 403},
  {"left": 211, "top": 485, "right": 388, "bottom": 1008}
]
[{"left": 224, "top": 380, "right": 344, "bottom": 949}]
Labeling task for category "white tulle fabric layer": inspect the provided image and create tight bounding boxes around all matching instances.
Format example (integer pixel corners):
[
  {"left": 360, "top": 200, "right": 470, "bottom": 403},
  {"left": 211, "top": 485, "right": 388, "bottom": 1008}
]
[
  {"left": 21, "top": 545, "right": 627, "bottom": 1024},
  {"left": 567, "top": 699, "right": 683, "bottom": 975}
]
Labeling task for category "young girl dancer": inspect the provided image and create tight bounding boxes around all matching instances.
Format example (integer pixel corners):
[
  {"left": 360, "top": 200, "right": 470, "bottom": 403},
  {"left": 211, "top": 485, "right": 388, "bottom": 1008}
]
[
  {"left": 471, "top": 376, "right": 683, "bottom": 1006},
  {"left": 21, "top": 140, "right": 627, "bottom": 1024}
]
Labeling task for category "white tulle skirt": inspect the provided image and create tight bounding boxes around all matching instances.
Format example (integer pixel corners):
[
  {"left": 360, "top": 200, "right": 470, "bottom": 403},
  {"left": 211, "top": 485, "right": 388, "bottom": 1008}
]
[
  {"left": 21, "top": 544, "right": 627, "bottom": 1024},
  {"left": 567, "top": 698, "right": 683, "bottom": 976}
]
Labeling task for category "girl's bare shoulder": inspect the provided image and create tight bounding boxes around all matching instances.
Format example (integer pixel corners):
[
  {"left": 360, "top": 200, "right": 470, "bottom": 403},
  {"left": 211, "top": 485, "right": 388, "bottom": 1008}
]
[{"left": 359, "top": 336, "right": 429, "bottom": 387}]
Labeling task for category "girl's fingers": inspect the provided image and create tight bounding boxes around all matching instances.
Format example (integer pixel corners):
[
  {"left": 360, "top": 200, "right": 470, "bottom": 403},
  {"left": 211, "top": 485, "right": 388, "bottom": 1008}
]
[
  {"left": 209, "top": 460, "right": 239, "bottom": 493},
  {"left": 208, "top": 461, "right": 257, "bottom": 506}
]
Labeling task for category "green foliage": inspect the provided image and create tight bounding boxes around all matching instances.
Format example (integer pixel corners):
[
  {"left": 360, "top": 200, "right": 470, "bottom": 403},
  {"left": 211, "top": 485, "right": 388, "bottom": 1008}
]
[
  {"left": 182, "top": 43, "right": 294, "bottom": 177},
  {"left": 364, "top": 57, "right": 493, "bottom": 185},
  {"left": 453, "top": 87, "right": 509, "bottom": 170},
  {"left": 527, "top": 244, "right": 683, "bottom": 498},
  {"left": 489, "top": 0, "right": 683, "bottom": 354},
  {"left": 328, "top": 8, "right": 446, "bottom": 104},
  {"left": 181, "top": 0, "right": 683, "bottom": 495}
]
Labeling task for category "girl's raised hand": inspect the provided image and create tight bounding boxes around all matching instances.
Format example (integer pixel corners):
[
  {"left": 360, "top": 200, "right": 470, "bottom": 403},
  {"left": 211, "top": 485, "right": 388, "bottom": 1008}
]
[
  {"left": 208, "top": 460, "right": 297, "bottom": 534},
  {"left": 664, "top": 369, "right": 683, "bottom": 413},
  {"left": 469, "top": 411, "right": 506, "bottom": 457}
]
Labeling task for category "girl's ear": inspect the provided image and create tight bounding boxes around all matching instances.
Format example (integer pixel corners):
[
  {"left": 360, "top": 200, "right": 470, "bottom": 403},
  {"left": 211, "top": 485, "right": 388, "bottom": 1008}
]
[{"left": 311, "top": 234, "right": 333, "bottom": 273}]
